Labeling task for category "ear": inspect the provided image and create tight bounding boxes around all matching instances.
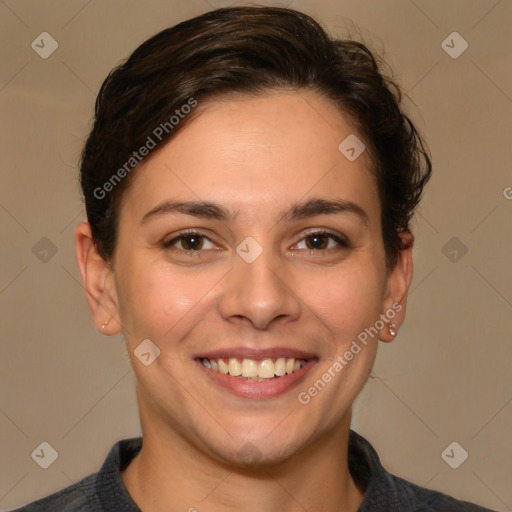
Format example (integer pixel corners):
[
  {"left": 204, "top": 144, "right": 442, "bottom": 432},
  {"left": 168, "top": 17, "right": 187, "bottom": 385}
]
[
  {"left": 379, "top": 231, "right": 414, "bottom": 342},
  {"left": 74, "top": 221, "right": 122, "bottom": 336}
]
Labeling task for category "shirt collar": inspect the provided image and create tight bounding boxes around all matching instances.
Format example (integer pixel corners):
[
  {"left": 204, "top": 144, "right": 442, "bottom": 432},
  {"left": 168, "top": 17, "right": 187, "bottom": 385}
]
[{"left": 95, "top": 429, "right": 388, "bottom": 511}]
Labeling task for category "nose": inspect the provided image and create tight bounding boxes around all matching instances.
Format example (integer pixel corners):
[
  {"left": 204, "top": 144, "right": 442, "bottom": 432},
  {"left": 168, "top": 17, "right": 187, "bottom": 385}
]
[{"left": 218, "top": 244, "right": 302, "bottom": 330}]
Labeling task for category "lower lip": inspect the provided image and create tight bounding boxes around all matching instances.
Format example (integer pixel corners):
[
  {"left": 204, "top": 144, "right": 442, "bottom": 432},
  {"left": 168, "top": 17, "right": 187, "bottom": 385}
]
[{"left": 196, "top": 359, "right": 317, "bottom": 399}]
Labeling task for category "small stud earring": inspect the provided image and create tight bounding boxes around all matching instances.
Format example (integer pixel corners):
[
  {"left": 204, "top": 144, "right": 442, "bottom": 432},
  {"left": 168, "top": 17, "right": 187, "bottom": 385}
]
[
  {"left": 101, "top": 319, "right": 109, "bottom": 329},
  {"left": 388, "top": 323, "right": 397, "bottom": 337}
]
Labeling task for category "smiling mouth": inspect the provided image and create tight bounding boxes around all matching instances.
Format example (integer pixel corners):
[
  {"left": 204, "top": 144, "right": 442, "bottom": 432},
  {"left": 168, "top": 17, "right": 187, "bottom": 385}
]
[{"left": 198, "top": 357, "right": 308, "bottom": 381}]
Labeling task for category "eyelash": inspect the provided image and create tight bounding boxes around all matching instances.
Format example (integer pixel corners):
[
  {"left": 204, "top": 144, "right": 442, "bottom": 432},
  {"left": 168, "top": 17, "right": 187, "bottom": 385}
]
[{"left": 162, "top": 230, "right": 350, "bottom": 256}]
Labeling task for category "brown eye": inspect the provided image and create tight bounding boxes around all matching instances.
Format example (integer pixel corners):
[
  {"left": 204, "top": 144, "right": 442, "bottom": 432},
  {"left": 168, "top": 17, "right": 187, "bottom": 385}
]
[
  {"left": 180, "top": 234, "right": 204, "bottom": 251},
  {"left": 163, "top": 232, "right": 216, "bottom": 252},
  {"left": 295, "top": 231, "right": 349, "bottom": 251},
  {"left": 305, "top": 233, "right": 329, "bottom": 250}
]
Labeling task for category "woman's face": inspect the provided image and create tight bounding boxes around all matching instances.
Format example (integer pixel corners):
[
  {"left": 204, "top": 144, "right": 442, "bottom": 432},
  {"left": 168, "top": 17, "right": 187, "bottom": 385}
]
[{"left": 102, "top": 91, "right": 410, "bottom": 465}]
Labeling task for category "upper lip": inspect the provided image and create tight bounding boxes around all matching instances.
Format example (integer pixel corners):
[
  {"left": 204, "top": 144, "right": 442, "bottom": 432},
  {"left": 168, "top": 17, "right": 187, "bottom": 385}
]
[{"left": 194, "top": 347, "right": 317, "bottom": 361}]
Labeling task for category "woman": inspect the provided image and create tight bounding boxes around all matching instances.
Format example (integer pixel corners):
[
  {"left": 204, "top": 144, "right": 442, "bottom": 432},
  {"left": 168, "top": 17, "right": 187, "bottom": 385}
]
[{"left": 13, "top": 6, "right": 496, "bottom": 511}]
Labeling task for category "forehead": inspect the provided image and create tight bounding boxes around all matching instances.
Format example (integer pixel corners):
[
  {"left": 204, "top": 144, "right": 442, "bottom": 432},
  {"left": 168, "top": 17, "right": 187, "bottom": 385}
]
[{"left": 120, "top": 90, "right": 379, "bottom": 225}]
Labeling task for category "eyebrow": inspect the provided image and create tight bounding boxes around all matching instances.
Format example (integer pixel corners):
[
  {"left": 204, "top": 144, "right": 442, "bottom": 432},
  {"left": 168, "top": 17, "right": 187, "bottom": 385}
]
[{"left": 140, "top": 198, "right": 369, "bottom": 226}]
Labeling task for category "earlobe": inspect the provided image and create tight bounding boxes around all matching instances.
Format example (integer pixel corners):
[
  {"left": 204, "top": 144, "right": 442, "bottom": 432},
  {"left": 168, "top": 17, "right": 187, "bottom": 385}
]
[
  {"left": 74, "top": 221, "right": 122, "bottom": 335},
  {"left": 379, "top": 231, "right": 414, "bottom": 342}
]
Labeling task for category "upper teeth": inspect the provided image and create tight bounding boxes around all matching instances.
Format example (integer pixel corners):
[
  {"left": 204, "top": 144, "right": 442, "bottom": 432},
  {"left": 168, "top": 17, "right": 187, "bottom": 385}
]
[{"left": 201, "top": 357, "right": 306, "bottom": 380}]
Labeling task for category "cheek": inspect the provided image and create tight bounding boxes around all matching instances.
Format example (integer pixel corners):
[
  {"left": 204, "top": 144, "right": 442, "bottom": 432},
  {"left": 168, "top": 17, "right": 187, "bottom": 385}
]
[
  {"left": 115, "top": 257, "right": 227, "bottom": 346},
  {"left": 299, "top": 261, "right": 385, "bottom": 344},
  {"left": 295, "top": 263, "right": 384, "bottom": 419}
]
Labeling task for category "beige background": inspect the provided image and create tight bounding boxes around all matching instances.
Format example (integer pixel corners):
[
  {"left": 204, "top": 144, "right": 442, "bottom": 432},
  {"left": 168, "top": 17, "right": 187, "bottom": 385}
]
[{"left": 1, "top": 0, "right": 511, "bottom": 510}]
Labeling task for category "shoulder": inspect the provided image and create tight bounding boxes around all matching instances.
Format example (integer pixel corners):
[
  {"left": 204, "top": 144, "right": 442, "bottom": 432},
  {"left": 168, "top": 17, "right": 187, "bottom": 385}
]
[
  {"left": 349, "top": 430, "right": 497, "bottom": 512},
  {"left": 7, "top": 473, "right": 99, "bottom": 512},
  {"left": 367, "top": 471, "right": 497, "bottom": 511},
  {"left": 8, "top": 437, "right": 142, "bottom": 512}
]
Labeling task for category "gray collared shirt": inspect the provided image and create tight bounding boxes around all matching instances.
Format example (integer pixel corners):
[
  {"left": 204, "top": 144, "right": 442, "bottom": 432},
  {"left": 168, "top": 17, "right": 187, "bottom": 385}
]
[{"left": 10, "top": 430, "right": 497, "bottom": 511}]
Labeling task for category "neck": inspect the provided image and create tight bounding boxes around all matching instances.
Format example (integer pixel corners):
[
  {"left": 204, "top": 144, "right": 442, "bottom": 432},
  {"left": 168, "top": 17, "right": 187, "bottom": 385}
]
[{"left": 121, "top": 399, "right": 364, "bottom": 512}]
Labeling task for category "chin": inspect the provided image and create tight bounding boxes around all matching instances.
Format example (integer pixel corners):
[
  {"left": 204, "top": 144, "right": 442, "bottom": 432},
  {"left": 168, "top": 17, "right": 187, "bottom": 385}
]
[
  {"left": 214, "top": 438, "right": 306, "bottom": 469},
  {"left": 198, "top": 419, "right": 316, "bottom": 469}
]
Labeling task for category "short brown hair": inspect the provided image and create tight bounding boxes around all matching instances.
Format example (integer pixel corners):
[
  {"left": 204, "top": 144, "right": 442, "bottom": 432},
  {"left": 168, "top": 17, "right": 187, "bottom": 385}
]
[{"left": 80, "top": 6, "right": 432, "bottom": 266}]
